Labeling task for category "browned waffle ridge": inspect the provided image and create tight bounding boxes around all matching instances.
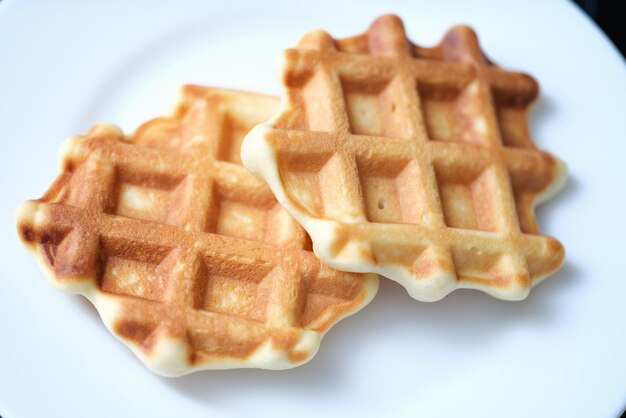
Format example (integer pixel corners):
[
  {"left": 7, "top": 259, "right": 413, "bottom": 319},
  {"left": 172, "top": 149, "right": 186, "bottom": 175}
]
[
  {"left": 16, "top": 86, "right": 378, "bottom": 376},
  {"left": 242, "top": 15, "right": 566, "bottom": 302}
]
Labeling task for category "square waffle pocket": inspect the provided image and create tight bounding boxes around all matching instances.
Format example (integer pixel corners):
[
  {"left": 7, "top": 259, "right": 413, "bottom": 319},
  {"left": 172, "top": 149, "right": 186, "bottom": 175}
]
[
  {"left": 242, "top": 15, "right": 566, "bottom": 302},
  {"left": 16, "top": 86, "right": 377, "bottom": 376}
]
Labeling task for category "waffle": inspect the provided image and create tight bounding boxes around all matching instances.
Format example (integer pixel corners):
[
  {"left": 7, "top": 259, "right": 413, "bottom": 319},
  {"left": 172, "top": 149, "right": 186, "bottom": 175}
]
[
  {"left": 242, "top": 15, "right": 566, "bottom": 302},
  {"left": 16, "top": 86, "right": 378, "bottom": 376}
]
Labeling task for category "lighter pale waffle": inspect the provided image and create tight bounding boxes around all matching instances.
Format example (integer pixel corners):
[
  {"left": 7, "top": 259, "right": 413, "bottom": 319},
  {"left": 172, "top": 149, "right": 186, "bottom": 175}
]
[
  {"left": 16, "top": 86, "right": 378, "bottom": 376},
  {"left": 242, "top": 15, "right": 565, "bottom": 302}
]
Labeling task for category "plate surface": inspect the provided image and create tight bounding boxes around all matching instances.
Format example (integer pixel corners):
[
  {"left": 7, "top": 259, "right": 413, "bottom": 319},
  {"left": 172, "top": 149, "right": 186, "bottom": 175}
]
[{"left": 1, "top": 1, "right": 625, "bottom": 417}]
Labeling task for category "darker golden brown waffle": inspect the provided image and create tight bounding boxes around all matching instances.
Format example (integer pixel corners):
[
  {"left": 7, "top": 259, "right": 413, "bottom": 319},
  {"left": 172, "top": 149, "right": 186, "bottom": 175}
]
[
  {"left": 16, "top": 86, "right": 378, "bottom": 376},
  {"left": 242, "top": 15, "right": 565, "bottom": 301}
]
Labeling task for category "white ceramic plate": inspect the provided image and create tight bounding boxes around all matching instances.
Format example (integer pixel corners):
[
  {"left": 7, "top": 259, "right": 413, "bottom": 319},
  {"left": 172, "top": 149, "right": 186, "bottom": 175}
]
[{"left": 1, "top": 1, "right": 625, "bottom": 417}]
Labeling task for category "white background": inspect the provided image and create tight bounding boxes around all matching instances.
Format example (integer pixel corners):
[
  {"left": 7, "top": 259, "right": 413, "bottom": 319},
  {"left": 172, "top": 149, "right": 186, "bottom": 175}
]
[{"left": 1, "top": 1, "right": 625, "bottom": 417}]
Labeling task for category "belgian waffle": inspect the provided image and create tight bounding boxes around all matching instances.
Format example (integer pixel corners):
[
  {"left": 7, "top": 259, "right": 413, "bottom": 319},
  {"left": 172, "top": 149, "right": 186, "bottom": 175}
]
[
  {"left": 16, "top": 86, "right": 378, "bottom": 376},
  {"left": 242, "top": 15, "right": 566, "bottom": 302}
]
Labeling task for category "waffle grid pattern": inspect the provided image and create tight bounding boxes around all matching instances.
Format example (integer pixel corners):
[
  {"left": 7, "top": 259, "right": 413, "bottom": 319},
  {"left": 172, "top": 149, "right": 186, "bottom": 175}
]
[
  {"left": 244, "top": 16, "right": 564, "bottom": 301},
  {"left": 17, "top": 87, "right": 376, "bottom": 375}
]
